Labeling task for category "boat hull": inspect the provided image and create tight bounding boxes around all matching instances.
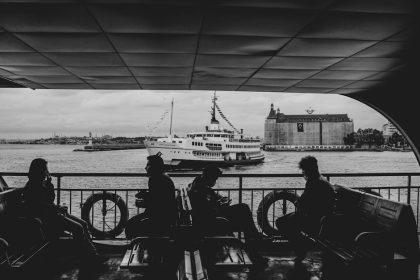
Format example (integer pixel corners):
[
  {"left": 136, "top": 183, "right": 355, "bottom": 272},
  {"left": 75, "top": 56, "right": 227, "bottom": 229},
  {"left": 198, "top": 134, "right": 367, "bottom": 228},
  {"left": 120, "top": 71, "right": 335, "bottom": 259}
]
[
  {"left": 145, "top": 140, "right": 264, "bottom": 169},
  {"left": 164, "top": 156, "right": 265, "bottom": 169}
]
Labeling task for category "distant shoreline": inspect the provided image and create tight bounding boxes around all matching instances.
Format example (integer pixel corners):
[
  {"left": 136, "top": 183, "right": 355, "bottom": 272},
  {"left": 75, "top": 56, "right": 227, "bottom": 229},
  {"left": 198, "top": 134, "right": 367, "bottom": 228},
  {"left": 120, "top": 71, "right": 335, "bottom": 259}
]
[{"left": 263, "top": 145, "right": 412, "bottom": 152}]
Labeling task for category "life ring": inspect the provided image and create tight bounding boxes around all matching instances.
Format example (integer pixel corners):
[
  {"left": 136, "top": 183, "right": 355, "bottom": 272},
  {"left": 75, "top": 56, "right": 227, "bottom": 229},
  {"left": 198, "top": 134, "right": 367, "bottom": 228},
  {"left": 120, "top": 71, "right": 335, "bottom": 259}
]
[
  {"left": 81, "top": 192, "right": 129, "bottom": 239},
  {"left": 256, "top": 191, "right": 300, "bottom": 236}
]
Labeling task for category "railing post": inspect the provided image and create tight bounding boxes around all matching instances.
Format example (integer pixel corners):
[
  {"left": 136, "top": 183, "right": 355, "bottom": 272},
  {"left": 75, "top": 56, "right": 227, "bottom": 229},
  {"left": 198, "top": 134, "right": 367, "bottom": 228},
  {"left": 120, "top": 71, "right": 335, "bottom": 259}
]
[
  {"left": 238, "top": 176, "right": 243, "bottom": 241},
  {"left": 57, "top": 175, "right": 61, "bottom": 206},
  {"left": 407, "top": 175, "right": 412, "bottom": 204},
  {"left": 239, "top": 176, "right": 243, "bottom": 204}
]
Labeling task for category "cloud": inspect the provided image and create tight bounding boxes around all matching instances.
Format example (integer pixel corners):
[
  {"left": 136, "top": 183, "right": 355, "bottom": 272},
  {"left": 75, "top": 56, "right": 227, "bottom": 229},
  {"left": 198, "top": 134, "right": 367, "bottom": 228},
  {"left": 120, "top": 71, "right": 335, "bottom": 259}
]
[{"left": 0, "top": 88, "right": 388, "bottom": 139}]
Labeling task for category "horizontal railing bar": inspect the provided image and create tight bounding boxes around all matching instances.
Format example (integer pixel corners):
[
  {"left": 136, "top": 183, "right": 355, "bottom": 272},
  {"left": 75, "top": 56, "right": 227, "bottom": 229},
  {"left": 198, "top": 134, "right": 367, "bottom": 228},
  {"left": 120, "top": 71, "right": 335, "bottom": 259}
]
[
  {"left": 1, "top": 172, "right": 420, "bottom": 177},
  {"left": 52, "top": 186, "right": 418, "bottom": 192}
]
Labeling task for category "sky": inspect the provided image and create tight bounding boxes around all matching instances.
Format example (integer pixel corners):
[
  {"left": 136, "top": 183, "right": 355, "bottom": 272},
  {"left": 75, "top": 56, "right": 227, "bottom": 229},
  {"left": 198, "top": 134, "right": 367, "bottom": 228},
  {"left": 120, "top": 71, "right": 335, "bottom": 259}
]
[{"left": 0, "top": 88, "right": 388, "bottom": 139}]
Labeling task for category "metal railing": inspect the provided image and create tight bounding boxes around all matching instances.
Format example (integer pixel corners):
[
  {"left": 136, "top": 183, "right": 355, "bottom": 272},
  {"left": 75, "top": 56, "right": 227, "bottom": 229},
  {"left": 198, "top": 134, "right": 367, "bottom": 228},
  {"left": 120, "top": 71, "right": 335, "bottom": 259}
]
[{"left": 1, "top": 172, "right": 420, "bottom": 238}]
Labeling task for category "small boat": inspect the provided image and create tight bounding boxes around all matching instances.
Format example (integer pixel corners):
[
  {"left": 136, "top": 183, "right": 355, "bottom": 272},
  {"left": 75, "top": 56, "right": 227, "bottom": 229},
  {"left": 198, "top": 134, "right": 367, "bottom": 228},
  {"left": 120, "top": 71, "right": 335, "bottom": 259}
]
[{"left": 144, "top": 94, "right": 264, "bottom": 169}]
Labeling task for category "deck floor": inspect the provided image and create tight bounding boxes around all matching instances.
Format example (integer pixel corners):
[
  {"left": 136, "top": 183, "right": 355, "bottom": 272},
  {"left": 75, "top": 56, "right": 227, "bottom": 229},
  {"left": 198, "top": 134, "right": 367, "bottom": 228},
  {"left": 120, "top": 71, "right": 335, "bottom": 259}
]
[
  {"left": 49, "top": 251, "right": 412, "bottom": 280},
  {"left": 5, "top": 241, "right": 418, "bottom": 280},
  {"left": 50, "top": 251, "right": 324, "bottom": 280}
]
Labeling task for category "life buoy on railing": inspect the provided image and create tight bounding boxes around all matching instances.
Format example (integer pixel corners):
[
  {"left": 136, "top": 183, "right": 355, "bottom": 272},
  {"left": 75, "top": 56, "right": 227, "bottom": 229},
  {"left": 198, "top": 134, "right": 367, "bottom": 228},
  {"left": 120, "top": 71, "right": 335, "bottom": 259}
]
[
  {"left": 256, "top": 191, "right": 300, "bottom": 236},
  {"left": 81, "top": 192, "right": 129, "bottom": 239}
]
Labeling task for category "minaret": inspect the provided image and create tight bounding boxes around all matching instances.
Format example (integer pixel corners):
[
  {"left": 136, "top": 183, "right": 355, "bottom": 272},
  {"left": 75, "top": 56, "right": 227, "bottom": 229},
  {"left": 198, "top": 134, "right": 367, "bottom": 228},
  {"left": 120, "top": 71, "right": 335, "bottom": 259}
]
[{"left": 88, "top": 132, "right": 93, "bottom": 146}]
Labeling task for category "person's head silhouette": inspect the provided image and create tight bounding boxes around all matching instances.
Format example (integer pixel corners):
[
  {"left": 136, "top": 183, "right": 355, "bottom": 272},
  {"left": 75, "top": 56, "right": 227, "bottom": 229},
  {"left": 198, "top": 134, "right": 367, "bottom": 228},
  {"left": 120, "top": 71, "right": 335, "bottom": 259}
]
[
  {"left": 145, "top": 154, "right": 165, "bottom": 176},
  {"left": 28, "top": 158, "right": 49, "bottom": 182},
  {"left": 202, "top": 165, "right": 222, "bottom": 187},
  {"left": 298, "top": 156, "right": 320, "bottom": 181}
]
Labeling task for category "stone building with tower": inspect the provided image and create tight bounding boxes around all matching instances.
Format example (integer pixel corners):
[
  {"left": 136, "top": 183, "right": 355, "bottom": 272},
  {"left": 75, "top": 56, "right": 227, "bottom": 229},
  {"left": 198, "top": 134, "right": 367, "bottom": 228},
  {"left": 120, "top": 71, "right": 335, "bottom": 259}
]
[{"left": 264, "top": 104, "right": 354, "bottom": 146}]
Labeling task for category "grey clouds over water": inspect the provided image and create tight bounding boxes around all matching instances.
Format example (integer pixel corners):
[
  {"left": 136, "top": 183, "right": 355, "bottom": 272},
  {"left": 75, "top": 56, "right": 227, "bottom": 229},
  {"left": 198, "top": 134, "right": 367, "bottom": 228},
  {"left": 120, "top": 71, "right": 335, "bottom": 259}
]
[{"left": 0, "top": 89, "right": 388, "bottom": 139}]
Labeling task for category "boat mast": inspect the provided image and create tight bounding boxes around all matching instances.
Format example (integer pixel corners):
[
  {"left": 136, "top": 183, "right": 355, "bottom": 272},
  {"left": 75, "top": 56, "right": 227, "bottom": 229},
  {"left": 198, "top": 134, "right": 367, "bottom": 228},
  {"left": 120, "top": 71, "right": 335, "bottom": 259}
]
[
  {"left": 211, "top": 91, "right": 217, "bottom": 123},
  {"left": 169, "top": 98, "right": 174, "bottom": 138}
]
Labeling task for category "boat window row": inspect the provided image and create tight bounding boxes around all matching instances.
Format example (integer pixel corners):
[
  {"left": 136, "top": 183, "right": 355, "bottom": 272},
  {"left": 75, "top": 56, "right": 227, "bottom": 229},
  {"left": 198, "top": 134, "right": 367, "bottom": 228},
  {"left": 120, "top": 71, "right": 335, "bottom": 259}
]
[
  {"left": 193, "top": 151, "right": 221, "bottom": 157},
  {"left": 189, "top": 134, "right": 233, "bottom": 138},
  {"left": 226, "top": 144, "right": 260, "bottom": 149},
  {"left": 229, "top": 139, "right": 260, "bottom": 143},
  {"left": 206, "top": 143, "right": 222, "bottom": 147},
  {"left": 192, "top": 141, "right": 203, "bottom": 146}
]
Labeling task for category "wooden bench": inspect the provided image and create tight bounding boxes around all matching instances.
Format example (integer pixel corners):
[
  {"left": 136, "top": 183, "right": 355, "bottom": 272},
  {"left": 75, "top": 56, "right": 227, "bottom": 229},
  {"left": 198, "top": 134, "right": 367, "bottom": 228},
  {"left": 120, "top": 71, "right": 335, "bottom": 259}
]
[
  {"left": 178, "top": 249, "right": 209, "bottom": 280},
  {"left": 176, "top": 186, "right": 211, "bottom": 280},
  {"left": 121, "top": 185, "right": 254, "bottom": 277},
  {"left": 120, "top": 237, "right": 176, "bottom": 272},
  {"left": 184, "top": 186, "right": 253, "bottom": 272},
  {"left": 307, "top": 185, "right": 419, "bottom": 268},
  {"left": 0, "top": 187, "right": 50, "bottom": 274},
  {"left": 121, "top": 187, "right": 188, "bottom": 273},
  {"left": 200, "top": 236, "right": 253, "bottom": 271}
]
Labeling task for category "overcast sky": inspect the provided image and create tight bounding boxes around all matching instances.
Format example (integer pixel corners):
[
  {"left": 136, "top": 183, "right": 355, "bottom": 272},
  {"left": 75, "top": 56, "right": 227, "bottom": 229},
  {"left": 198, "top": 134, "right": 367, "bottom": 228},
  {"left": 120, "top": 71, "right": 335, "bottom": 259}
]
[{"left": 0, "top": 88, "right": 388, "bottom": 139}]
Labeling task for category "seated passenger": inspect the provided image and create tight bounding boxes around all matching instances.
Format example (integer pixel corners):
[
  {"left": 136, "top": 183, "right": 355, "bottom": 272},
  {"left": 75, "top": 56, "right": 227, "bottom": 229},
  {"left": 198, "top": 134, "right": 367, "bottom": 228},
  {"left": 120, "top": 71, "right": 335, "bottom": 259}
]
[
  {"left": 275, "top": 156, "right": 335, "bottom": 262},
  {"left": 188, "top": 165, "right": 261, "bottom": 242},
  {"left": 23, "top": 158, "right": 106, "bottom": 266},
  {"left": 125, "top": 154, "right": 177, "bottom": 239}
]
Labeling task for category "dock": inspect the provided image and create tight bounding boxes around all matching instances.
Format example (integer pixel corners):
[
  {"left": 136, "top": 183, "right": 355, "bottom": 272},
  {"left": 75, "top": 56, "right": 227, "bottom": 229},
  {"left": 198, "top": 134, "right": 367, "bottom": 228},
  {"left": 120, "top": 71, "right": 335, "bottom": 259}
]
[{"left": 73, "top": 143, "right": 145, "bottom": 152}]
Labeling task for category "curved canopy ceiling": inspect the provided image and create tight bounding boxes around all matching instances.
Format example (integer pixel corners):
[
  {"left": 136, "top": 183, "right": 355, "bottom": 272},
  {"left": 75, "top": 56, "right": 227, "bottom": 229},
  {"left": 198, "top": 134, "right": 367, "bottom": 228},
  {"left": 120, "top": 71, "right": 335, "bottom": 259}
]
[{"left": 0, "top": 0, "right": 415, "bottom": 93}]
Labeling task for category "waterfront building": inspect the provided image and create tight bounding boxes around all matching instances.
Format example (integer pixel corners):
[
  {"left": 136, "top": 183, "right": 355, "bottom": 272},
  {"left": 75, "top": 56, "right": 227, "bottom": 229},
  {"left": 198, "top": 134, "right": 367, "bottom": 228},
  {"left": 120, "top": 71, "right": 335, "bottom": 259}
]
[
  {"left": 264, "top": 104, "right": 354, "bottom": 146},
  {"left": 382, "top": 121, "right": 400, "bottom": 140}
]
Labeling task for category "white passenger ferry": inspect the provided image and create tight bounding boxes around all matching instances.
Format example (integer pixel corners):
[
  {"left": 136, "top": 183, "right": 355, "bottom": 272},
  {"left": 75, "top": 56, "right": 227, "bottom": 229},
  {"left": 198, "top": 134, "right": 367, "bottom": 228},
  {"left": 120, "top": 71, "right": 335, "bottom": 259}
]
[{"left": 144, "top": 95, "right": 264, "bottom": 168}]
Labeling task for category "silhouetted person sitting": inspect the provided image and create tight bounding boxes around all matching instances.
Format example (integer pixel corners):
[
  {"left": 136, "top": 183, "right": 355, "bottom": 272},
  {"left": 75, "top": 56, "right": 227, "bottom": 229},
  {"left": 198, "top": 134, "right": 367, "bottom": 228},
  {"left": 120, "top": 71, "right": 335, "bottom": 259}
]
[
  {"left": 188, "top": 165, "right": 261, "bottom": 242},
  {"left": 276, "top": 156, "right": 335, "bottom": 262},
  {"left": 125, "top": 154, "right": 177, "bottom": 239},
  {"left": 23, "top": 158, "right": 106, "bottom": 266}
]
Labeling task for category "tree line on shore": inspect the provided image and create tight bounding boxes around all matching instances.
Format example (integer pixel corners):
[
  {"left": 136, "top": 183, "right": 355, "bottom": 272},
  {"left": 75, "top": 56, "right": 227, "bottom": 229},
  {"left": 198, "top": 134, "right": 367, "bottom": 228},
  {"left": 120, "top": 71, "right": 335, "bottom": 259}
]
[{"left": 343, "top": 129, "right": 409, "bottom": 149}]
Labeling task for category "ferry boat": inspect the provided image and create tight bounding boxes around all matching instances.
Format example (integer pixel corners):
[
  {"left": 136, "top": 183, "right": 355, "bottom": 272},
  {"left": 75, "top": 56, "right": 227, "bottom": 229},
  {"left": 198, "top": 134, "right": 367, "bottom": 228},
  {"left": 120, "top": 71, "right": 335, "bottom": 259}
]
[{"left": 144, "top": 94, "right": 264, "bottom": 168}]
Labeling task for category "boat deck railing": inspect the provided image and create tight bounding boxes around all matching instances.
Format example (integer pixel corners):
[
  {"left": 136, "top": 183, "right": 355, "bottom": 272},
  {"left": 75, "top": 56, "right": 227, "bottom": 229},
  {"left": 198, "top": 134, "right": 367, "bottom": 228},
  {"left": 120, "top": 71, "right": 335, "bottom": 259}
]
[{"left": 1, "top": 172, "right": 420, "bottom": 239}]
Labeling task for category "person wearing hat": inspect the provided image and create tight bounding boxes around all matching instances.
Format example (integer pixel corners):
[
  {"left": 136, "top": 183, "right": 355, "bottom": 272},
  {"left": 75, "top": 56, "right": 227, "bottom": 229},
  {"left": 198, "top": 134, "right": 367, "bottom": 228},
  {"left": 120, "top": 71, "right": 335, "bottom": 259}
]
[
  {"left": 188, "top": 165, "right": 261, "bottom": 242},
  {"left": 125, "top": 154, "right": 177, "bottom": 239}
]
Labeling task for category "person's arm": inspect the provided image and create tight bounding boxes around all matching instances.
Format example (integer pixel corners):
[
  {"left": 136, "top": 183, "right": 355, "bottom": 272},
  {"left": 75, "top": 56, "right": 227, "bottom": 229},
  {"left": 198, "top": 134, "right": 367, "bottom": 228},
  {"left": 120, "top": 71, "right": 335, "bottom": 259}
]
[
  {"left": 191, "top": 189, "right": 217, "bottom": 220},
  {"left": 45, "top": 180, "right": 56, "bottom": 204},
  {"left": 43, "top": 180, "right": 68, "bottom": 213},
  {"left": 296, "top": 188, "right": 310, "bottom": 215}
]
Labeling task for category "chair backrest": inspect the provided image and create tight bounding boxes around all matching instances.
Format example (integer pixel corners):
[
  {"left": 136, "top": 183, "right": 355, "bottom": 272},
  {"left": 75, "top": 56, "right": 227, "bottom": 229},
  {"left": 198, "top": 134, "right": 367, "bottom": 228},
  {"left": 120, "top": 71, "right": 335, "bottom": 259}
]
[
  {"left": 0, "top": 189, "right": 21, "bottom": 217},
  {"left": 334, "top": 184, "right": 419, "bottom": 258},
  {"left": 374, "top": 197, "right": 404, "bottom": 231},
  {"left": 334, "top": 184, "right": 363, "bottom": 214},
  {"left": 178, "top": 186, "right": 193, "bottom": 225},
  {"left": 0, "top": 190, "right": 9, "bottom": 216},
  {"left": 357, "top": 193, "right": 380, "bottom": 223},
  {"left": 374, "top": 196, "right": 419, "bottom": 258},
  {"left": 0, "top": 176, "right": 8, "bottom": 192}
]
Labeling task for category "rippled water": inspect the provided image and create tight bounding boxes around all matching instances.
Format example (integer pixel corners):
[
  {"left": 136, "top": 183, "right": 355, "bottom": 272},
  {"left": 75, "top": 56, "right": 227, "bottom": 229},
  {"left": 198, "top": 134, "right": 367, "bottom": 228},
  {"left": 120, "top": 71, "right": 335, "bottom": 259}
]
[
  {"left": 1, "top": 144, "right": 419, "bottom": 190},
  {"left": 2, "top": 144, "right": 419, "bottom": 235}
]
